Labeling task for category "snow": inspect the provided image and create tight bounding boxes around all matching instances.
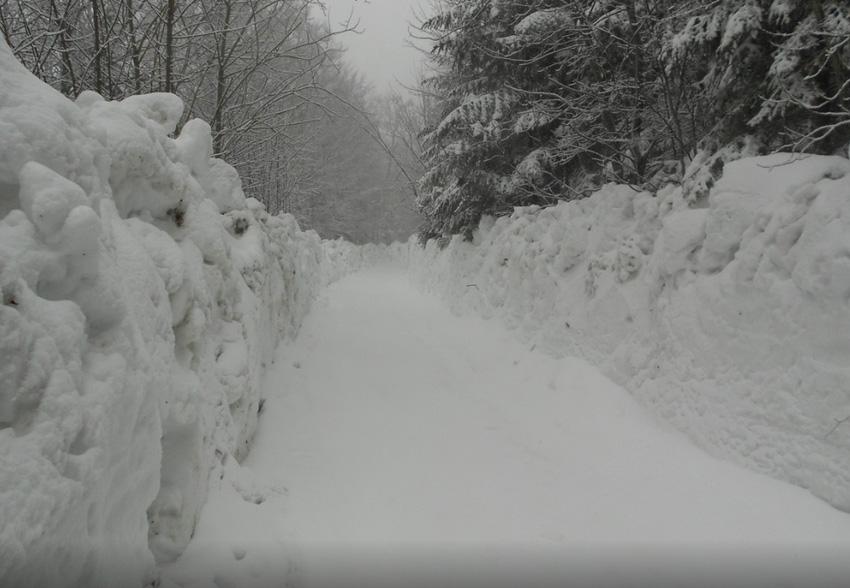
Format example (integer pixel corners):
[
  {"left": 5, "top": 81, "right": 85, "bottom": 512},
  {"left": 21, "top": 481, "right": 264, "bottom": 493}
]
[
  {"left": 164, "top": 268, "right": 850, "bottom": 588},
  {"left": 410, "top": 153, "right": 850, "bottom": 513},
  {"left": 0, "top": 40, "right": 359, "bottom": 587},
  {"left": 514, "top": 7, "right": 572, "bottom": 36},
  {"left": 3, "top": 22, "right": 850, "bottom": 588}
]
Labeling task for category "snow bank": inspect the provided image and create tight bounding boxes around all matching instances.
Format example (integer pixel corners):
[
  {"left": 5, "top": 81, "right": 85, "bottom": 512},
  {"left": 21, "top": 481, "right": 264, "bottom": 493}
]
[
  {"left": 0, "top": 42, "right": 354, "bottom": 587},
  {"left": 410, "top": 153, "right": 850, "bottom": 512}
]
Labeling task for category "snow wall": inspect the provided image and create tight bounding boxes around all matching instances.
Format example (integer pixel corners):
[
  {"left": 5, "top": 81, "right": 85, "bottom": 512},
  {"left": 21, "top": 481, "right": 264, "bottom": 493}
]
[
  {"left": 0, "top": 43, "right": 367, "bottom": 586},
  {"left": 410, "top": 153, "right": 850, "bottom": 512}
]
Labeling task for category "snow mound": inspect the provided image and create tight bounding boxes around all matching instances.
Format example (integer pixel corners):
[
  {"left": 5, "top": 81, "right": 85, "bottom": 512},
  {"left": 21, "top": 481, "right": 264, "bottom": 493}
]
[
  {"left": 410, "top": 153, "right": 850, "bottom": 512},
  {"left": 0, "top": 41, "right": 360, "bottom": 587}
]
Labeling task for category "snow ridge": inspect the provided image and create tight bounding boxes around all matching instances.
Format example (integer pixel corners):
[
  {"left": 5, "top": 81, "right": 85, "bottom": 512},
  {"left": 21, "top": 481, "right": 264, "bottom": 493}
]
[
  {"left": 0, "top": 41, "right": 356, "bottom": 587},
  {"left": 410, "top": 153, "right": 850, "bottom": 512}
]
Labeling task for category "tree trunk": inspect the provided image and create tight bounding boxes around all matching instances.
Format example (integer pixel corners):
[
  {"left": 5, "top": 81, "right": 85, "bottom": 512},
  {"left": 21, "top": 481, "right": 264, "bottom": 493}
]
[
  {"left": 51, "top": 0, "right": 78, "bottom": 96},
  {"left": 91, "top": 0, "right": 102, "bottom": 93},
  {"left": 164, "top": 0, "right": 176, "bottom": 92},
  {"left": 212, "top": 0, "right": 232, "bottom": 155},
  {"left": 126, "top": 0, "right": 142, "bottom": 93}
]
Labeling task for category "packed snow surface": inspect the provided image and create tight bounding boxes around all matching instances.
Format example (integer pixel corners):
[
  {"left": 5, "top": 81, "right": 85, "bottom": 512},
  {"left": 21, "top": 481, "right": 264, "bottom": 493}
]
[
  {"left": 165, "top": 268, "right": 850, "bottom": 588},
  {"left": 410, "top": 153, "right": 850, "bottom": 512}
]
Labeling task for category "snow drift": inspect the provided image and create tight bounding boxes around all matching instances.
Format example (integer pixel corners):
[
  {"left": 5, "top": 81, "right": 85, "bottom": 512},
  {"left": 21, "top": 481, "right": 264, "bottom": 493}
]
[
  {"left": 0, "top": 41, "right": 352, "bottom": 587},
  {"left": 410, "top": 153, "right": 850, "bottom": 512}
]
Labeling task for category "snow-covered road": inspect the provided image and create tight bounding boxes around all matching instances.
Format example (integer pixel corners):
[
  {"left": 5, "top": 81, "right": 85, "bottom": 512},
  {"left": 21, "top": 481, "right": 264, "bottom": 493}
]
[{"left": 165, "top": 267, "right": 850, "bottom": 588}]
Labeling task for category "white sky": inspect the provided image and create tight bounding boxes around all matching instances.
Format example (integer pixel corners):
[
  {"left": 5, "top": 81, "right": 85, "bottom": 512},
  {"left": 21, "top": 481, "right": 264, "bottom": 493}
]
[{"left": 315, "top": 0, "right": 429, "bottom": 94}]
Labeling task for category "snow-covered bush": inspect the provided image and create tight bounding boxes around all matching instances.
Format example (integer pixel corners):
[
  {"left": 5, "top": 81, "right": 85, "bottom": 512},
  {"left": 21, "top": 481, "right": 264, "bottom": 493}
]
[
  {"left": 0, "top": 41, "right": 353, "bottom": 587},
  {"left": 410, "top": 153, "right": 850, "bottom": 512}
]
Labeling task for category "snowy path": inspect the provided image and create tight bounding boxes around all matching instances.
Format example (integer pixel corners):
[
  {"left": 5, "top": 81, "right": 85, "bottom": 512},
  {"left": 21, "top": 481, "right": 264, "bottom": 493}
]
[{"left": 165, "top": 268, "right": 850, "bottom": 588}]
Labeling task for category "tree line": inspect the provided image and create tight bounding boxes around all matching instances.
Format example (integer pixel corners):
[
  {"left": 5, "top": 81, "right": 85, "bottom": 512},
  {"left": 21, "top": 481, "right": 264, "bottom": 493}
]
[{"left": 415, "top": 0, "right": 850, "bottom": 240}]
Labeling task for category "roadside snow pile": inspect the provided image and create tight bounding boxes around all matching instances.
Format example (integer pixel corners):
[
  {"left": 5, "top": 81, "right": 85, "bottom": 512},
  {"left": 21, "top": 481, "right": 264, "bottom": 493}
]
[
  {"left": 410, "top": 153, "right": 850, "bottom": 512},
  {"left": 0, "top": 42, "right": 344, "bottom": 587}
]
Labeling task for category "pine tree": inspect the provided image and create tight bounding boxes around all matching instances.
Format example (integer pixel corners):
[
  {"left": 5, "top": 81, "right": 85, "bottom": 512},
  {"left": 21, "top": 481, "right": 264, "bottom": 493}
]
[
  {"left": 416, "top": 0, "right": 850, "bottom": 241},
  {"left": 668, "top": 0, "right": 850, "bottom": 153},
  {"left": 417, "top": 1, "right": 690, "bottom": 239}
]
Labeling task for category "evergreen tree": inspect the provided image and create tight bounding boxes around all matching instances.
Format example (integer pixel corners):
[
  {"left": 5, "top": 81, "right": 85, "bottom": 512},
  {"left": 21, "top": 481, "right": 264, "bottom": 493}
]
[
  {"left": 417, "top": 0, "right": 699, "bottom": 239},
  {"left": 667, "top": 0, "right": 850, "bottom": 153},
  {"left": 416, "top": 0, "right": 850, "bottom": 241}
]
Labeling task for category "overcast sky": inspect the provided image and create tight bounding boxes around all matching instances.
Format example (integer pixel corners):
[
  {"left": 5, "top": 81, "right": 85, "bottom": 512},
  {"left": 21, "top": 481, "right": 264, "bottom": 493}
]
[{"left": 315, "top": 0, "right": 429, "bottom": 94}]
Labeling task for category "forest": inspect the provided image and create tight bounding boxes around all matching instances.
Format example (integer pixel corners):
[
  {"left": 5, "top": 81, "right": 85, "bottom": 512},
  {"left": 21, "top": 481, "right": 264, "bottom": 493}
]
[
  {"left": 416, "top": 0, "right": 850, "bottom": 239},
  {"left": 3, "top": 1, "right": 847, "bottom": 244}
]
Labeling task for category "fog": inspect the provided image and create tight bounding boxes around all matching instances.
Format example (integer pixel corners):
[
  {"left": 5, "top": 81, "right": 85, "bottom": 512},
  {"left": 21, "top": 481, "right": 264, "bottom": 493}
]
[{"left": 317, "top": 0, "right": 427, "bottom": 93}]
